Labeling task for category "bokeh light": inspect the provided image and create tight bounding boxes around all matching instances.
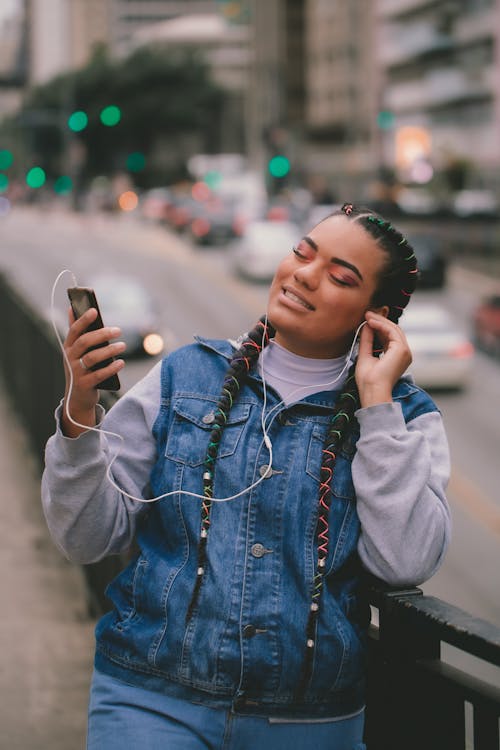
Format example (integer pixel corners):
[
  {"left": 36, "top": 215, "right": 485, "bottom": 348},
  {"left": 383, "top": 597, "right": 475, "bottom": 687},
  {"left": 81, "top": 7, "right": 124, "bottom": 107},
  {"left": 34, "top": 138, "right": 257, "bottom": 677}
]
[
  {"left": 54, "top": 175, "right": 73, "bottom": 194},
  {"left": 203, "top": 170, "right": 222, "bottom": 190},
  {"left": 68, "top": 110, "right": 88, "bottom": 132},
  {"left": 191, "top": 181, "right": 211, "bottom": 201},
  {"left": 268, "top": 155, "right": 290, "bottom": 178},
  {"left": 26, "top": 167, "right": 46, "bottom": 188},
  {"left": 0, "top": 149, "right": 13, "bottom": 170},
  {"left": 0, "top": 174, "right": 9, "bottom": 192},
  {"left": 143, "top": 333, "right": 164, "bottom": 356},
  {"left": 126, "top": 152, "right": 146, "bottom": 172},
  {"left": 118, "top": 190, "right": 138, "bottom": 211},
  {"left": 100, "top": 105, "right": 121, "bottom": 127}
]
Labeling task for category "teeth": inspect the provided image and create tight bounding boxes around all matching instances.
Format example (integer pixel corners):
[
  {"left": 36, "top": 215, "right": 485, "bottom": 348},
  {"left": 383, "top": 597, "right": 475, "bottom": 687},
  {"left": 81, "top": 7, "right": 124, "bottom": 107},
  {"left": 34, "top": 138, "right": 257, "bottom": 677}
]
[{"left": 285, "top": 290, "right": 313, "bottom": 309}]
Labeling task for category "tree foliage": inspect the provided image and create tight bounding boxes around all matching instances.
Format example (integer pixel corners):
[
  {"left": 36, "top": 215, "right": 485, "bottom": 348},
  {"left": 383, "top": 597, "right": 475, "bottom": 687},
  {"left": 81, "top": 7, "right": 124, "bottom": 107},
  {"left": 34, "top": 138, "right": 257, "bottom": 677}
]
[{"left": 7, "top": 45, "right": 226, "bottom": 186}]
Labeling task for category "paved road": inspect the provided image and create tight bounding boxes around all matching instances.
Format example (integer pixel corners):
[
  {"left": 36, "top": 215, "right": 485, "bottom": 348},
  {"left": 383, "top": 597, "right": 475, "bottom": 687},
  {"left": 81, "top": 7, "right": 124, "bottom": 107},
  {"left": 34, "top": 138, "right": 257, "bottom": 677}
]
[{"left": 0, "top": 380, "right": 94, "bottom": 749}]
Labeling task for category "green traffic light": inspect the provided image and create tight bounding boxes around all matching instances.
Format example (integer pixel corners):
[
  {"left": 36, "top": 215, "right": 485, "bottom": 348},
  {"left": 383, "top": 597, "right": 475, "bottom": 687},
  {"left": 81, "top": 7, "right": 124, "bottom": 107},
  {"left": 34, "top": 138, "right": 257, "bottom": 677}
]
[
  {"left": 268, "top": 155, "right": 290, "bottom": 179},
  {"left": 377, "top": 111, "right": 394, "bottom": 130},
  {"left": 100, "top": 105, "right": 121, "bottom": 127},
  {"left": 0, "top": 173, "right": 8, "bottom": 192},
  {"left": 0, "top": 150, "right": 13, "bottom": 170},
  {"left": 54, "top": 175, "right": 73, "bottom": 194},
  {"left": 26, "top": 167, "right": 46, "bottom": 188},
  {"left": 126, "top": 152, "right": 145, "bottom": 172},
  {"left": 68, "top": 110, "right": 88, "bottom": 132},
  {"left": 204, "top": 170, "right": 222, "bottom": 190}
]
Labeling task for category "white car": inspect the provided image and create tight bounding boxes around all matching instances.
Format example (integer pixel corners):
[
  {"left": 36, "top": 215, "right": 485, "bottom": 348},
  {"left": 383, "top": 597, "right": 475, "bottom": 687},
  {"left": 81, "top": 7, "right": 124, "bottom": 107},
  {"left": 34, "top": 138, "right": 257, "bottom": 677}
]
[
  {"left": 400, "top": 303, "right": 474, "bottom": 391},
  {"left": 452, "top": 189, "right": 498, "bottom": 219},
  {"left": 232, "top": 220, "right": 301, "bottom": 282}
]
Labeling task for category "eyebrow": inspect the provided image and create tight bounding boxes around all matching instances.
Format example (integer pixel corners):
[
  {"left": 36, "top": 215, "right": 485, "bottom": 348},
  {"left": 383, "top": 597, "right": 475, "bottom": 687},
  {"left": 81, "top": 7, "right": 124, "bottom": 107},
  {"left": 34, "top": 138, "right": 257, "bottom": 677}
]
[{"left": 302, "top": 235, "right": 364, "bottom": 281}]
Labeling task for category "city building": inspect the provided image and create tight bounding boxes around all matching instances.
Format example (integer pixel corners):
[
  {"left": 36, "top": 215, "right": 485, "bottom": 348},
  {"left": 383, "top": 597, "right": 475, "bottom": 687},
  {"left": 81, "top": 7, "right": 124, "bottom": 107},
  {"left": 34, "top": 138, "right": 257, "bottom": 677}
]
[
  {"left": 109, "top": 0, "right": 221, "bottom": 57},
  {"left": 28, "top": 0, "right": 113, "bottom": 85},
  {"left": 246, "top": 0, "right": 380, "bottom": 198},
  {"left": 376, "top": 0, "right": 500, "bottom": 194},
  {"left": 0, "top": 0, "right": 28, "bottom": 117},
  {"left": 303, "top": 0, "right": 379, "bottom": 198},
  {"left": 124, "top": 11, "right": 251, "bottom": 153}
]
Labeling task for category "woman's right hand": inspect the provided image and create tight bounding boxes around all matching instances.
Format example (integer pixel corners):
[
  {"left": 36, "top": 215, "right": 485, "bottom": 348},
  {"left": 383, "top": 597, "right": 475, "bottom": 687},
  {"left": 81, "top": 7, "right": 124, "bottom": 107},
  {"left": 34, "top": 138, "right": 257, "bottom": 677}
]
[{"left": 61, "top": 307, "right": 126, "bottom": 437}]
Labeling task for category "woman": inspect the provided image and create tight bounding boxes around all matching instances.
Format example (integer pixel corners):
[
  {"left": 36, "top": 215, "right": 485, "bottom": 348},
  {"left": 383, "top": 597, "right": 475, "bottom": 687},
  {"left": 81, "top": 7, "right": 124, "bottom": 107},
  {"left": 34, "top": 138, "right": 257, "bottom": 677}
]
[{"left": 42, "top": 203, "right": 450, "bottom": 749}]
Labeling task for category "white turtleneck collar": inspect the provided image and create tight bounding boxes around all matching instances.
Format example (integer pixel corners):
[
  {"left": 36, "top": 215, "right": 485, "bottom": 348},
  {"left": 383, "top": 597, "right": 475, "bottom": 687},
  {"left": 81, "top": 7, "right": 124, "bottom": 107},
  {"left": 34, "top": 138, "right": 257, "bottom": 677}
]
[{"left": 258, "top": 338, "right": 351, "bottom": 406}]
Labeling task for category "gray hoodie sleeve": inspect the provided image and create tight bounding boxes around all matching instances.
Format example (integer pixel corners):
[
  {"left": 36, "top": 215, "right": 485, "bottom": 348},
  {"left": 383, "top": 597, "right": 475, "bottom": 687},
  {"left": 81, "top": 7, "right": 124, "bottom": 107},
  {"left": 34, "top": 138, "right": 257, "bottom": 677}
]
[
  {"left": 41, "top": 361, "right": 163, "bottom": 564},
  {"left": 352, "top": 401, "right": 451, "bottom": 587}
]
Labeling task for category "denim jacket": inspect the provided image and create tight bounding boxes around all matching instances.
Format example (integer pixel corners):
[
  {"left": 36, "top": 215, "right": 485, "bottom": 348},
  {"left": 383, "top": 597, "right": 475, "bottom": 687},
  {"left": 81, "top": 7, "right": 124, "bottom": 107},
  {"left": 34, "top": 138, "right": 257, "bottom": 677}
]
[{"left": 42, "top": 337, "right": 450, "bottom": 719}]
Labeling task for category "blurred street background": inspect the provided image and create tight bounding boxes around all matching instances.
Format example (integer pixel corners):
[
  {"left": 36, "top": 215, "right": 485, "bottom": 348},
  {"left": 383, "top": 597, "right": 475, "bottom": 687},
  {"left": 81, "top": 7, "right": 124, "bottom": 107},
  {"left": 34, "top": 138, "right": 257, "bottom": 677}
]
[{"left": 1, "top": 0, "right": 500, "bottom": 746}]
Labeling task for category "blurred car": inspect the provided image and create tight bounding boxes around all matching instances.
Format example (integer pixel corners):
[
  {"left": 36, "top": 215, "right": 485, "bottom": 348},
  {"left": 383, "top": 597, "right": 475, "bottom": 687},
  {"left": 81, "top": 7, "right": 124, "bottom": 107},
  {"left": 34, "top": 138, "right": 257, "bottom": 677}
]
[
  {"left": 400, "top": 303, "right": 474, "bottom": 390},
  {"left": 189, "top": 197, "right": 243, "bottom": 246},
  {"left": 395, "top": 187, "right": 437, "bottom": 217},
  {"left": 232, "top": 220, "right": 301, "bottom": 282},
  {"left": 166, "top": 194, "right": 199, "bottom": 232},
  {"left": 472, "top": 294, "right": 500, "bottom": 356},
  {"left": 90, "top": 275, "right": 165, "bottom": 358},
  {"left": 139, "top": 188, "right": 173, "bottom": 223},
  {"left": 451, "top": 189, "right": 499, "bottom": 219},
  {"left": 408, "top": 234, "right": 447, "bottom": 289}
]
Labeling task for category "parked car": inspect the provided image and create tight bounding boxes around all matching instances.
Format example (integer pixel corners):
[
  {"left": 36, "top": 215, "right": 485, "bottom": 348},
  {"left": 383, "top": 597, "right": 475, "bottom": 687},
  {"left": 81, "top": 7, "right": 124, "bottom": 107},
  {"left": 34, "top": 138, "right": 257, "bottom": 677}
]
[
  {"left": 139, "top": 188, "right": 173, "bottom": 224},
  {"left": 400, "top": 302, "right": 474, "bottom": 390},
  {"left": 408, "top": 234, "right": 447, "bottom": 289},
  {"left": 395, "top": 187, "right": 438, "bottom": 217},
  {"left": 232, "top": 220, "right": 301, "bottom": 282},
  {"left": 89, "top": 275, "right": 165, "bottom": 358},
  {"left": 189, "top": 197, "right": 243, "bottom": 246},
  {"left": 472, "top": 294, "right": 500, "bottom": 357},
  {"left": 451, "top": 189, "right": 499, "bottom": 219}
]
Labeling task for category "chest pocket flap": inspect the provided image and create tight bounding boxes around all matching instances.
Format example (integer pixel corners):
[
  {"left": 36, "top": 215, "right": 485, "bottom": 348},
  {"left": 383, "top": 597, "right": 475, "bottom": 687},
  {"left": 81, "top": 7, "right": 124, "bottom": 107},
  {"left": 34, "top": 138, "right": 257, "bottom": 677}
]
[{"left": 165, "top": 397, "right": 251, "bottom": 467}]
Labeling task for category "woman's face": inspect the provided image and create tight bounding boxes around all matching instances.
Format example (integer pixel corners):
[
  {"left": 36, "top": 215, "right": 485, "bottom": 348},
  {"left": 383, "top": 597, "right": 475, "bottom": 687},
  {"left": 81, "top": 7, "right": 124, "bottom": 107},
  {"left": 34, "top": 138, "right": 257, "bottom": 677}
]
[{"left": 267, "top": 215, "right": 388, "bottom": 358}]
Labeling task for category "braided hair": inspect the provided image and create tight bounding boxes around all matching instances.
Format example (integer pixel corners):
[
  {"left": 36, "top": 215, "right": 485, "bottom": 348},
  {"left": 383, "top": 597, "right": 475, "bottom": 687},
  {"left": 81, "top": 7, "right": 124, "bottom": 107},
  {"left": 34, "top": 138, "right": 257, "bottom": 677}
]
[{"left": 186, "top": 202, "right": 418, "bottom": 694}]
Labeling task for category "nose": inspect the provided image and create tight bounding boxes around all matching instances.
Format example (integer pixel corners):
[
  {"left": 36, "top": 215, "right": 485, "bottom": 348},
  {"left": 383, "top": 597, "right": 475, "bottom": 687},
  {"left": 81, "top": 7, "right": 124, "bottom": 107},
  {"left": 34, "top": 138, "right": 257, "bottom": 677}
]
[{"left": 293, "top": 260, "right": 321, "bottom": 289}]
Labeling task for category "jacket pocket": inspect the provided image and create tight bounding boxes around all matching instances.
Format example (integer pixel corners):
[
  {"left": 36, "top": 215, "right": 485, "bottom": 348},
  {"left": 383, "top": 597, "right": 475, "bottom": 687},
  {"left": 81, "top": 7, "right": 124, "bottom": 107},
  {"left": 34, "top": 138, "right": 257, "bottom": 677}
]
[
  {"left": 165, "top": 397, "right": 251, "bottom": 466},
  {"left": 108, "top": 555, "right": 149, "bottom": 631}
]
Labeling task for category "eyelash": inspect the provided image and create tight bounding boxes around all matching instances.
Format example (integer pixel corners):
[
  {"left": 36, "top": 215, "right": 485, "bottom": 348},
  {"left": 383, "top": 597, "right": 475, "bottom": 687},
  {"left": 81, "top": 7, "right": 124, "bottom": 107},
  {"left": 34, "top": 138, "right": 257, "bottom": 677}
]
[{"left": 292, "top": 246, "right": 353, "bottom": 287}]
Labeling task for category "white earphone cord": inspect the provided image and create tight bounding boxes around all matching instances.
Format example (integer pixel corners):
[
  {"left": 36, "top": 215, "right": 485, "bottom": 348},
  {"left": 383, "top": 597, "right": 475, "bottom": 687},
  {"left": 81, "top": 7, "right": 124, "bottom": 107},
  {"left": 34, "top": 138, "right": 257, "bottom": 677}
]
[{"left": 51, "top": 270, "right": 365, "bottom": 505}]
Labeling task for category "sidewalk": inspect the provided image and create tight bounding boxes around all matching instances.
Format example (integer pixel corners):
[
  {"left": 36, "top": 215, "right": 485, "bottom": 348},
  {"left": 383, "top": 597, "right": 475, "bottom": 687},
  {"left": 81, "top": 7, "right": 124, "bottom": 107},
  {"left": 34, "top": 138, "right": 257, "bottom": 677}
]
[{"left": 0, "top": 380, "right": 94, "bottom": 749}]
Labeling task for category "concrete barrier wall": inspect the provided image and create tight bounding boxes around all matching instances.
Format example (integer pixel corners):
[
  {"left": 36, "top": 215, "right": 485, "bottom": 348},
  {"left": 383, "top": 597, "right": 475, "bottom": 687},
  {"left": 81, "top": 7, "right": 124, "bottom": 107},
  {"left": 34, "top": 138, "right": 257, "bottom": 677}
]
[{"left": 0, "top": 272, "right": 123, "bottom": 615}]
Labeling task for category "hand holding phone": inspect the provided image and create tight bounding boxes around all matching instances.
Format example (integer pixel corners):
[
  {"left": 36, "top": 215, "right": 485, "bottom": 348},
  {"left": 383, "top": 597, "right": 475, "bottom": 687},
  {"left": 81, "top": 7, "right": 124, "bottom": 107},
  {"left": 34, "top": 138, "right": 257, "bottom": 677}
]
[{"left": 67, "top": 286, "right": 121, "bottom": 391}]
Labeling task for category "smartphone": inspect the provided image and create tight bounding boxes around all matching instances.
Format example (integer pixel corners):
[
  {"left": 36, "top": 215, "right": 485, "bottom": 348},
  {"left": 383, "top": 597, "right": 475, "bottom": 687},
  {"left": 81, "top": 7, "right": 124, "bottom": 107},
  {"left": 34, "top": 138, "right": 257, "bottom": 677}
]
[{"left": 67, "top": 286, "right": 121, "bottom": 391}]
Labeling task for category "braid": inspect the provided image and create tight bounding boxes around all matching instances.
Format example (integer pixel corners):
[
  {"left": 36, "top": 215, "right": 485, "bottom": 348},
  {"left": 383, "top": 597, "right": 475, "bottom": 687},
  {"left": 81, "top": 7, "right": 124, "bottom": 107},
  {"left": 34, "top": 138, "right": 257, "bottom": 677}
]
[
  {"left": 185, "top": 316, "right": 275, "bottom": 622},
  {"left": 296, "top": 367, "right": 360, "bottom": 695},
  {"left": 296, "top": 202, "right": 419, "bottom": 694}
]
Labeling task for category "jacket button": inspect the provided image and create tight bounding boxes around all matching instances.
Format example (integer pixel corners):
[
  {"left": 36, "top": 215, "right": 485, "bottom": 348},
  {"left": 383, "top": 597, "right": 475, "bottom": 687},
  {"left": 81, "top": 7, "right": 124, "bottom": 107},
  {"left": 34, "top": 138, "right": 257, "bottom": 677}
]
[
  {"left": 251, "top": 543, "right": 271, "bottom": 558},
  {"left": 242, "top": 624, "right": 257, "bottom": 638},
  {"left": 202, "top": 412, "right": 215, "bottom": 424},
  {"left": 259, "top": 464, "right": 273, "bottom": 478}
]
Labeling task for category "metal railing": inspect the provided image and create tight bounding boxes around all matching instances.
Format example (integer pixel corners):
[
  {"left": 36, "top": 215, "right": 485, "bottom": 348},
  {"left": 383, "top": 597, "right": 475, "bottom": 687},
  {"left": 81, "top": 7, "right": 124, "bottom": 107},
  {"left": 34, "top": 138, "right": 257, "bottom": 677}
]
[
  {"left": 1, "top": 271, "right": 499, "bottom": 748},
  {"left": 366, "top": 584, "right": 500, "bottom": 749}
]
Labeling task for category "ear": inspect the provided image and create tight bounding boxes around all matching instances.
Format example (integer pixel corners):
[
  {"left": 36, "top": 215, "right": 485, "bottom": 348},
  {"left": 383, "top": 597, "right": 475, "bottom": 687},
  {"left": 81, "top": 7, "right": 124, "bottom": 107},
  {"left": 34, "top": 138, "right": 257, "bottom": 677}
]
[{"left": 368, "top": 304, "right": 389, "bottom": 318}]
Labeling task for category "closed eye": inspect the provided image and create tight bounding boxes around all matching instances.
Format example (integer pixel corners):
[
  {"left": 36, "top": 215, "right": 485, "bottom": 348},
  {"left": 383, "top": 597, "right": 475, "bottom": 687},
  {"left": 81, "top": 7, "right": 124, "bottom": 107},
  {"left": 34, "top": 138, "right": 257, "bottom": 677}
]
[
  {"left": 292, "top": 245, "right": 310, "bottom": 260},
  {"left": 329, "top": 274, "right": 351, "bottom": 287}
]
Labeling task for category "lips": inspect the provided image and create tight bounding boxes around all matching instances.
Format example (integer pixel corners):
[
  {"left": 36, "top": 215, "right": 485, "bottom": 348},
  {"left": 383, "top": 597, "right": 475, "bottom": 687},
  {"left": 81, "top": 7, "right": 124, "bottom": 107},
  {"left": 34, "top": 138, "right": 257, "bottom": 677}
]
[{"left": 282, "top": 287, "right": 315, "bottom": 310}]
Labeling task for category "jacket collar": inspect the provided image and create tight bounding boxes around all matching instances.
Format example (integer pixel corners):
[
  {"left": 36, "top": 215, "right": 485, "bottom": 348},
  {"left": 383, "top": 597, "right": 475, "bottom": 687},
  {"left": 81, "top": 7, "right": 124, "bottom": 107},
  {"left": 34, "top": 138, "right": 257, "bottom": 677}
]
[{"left": 193, "top": 336, "right": 420, "bottom": 405}]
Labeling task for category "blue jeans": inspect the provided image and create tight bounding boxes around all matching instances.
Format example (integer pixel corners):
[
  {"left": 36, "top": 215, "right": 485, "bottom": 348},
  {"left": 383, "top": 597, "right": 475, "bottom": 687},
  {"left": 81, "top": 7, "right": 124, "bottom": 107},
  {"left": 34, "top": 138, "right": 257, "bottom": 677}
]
[{"left": 87, "top": 670, "right": 366, "bottom": 750}]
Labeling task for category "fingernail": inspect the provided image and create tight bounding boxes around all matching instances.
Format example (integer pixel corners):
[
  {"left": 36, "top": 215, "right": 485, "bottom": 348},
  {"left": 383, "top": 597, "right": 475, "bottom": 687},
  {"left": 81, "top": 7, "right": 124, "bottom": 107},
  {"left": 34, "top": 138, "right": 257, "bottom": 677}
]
[{"left": 109, "top": 327, "right": 121, "bottom": 335}]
